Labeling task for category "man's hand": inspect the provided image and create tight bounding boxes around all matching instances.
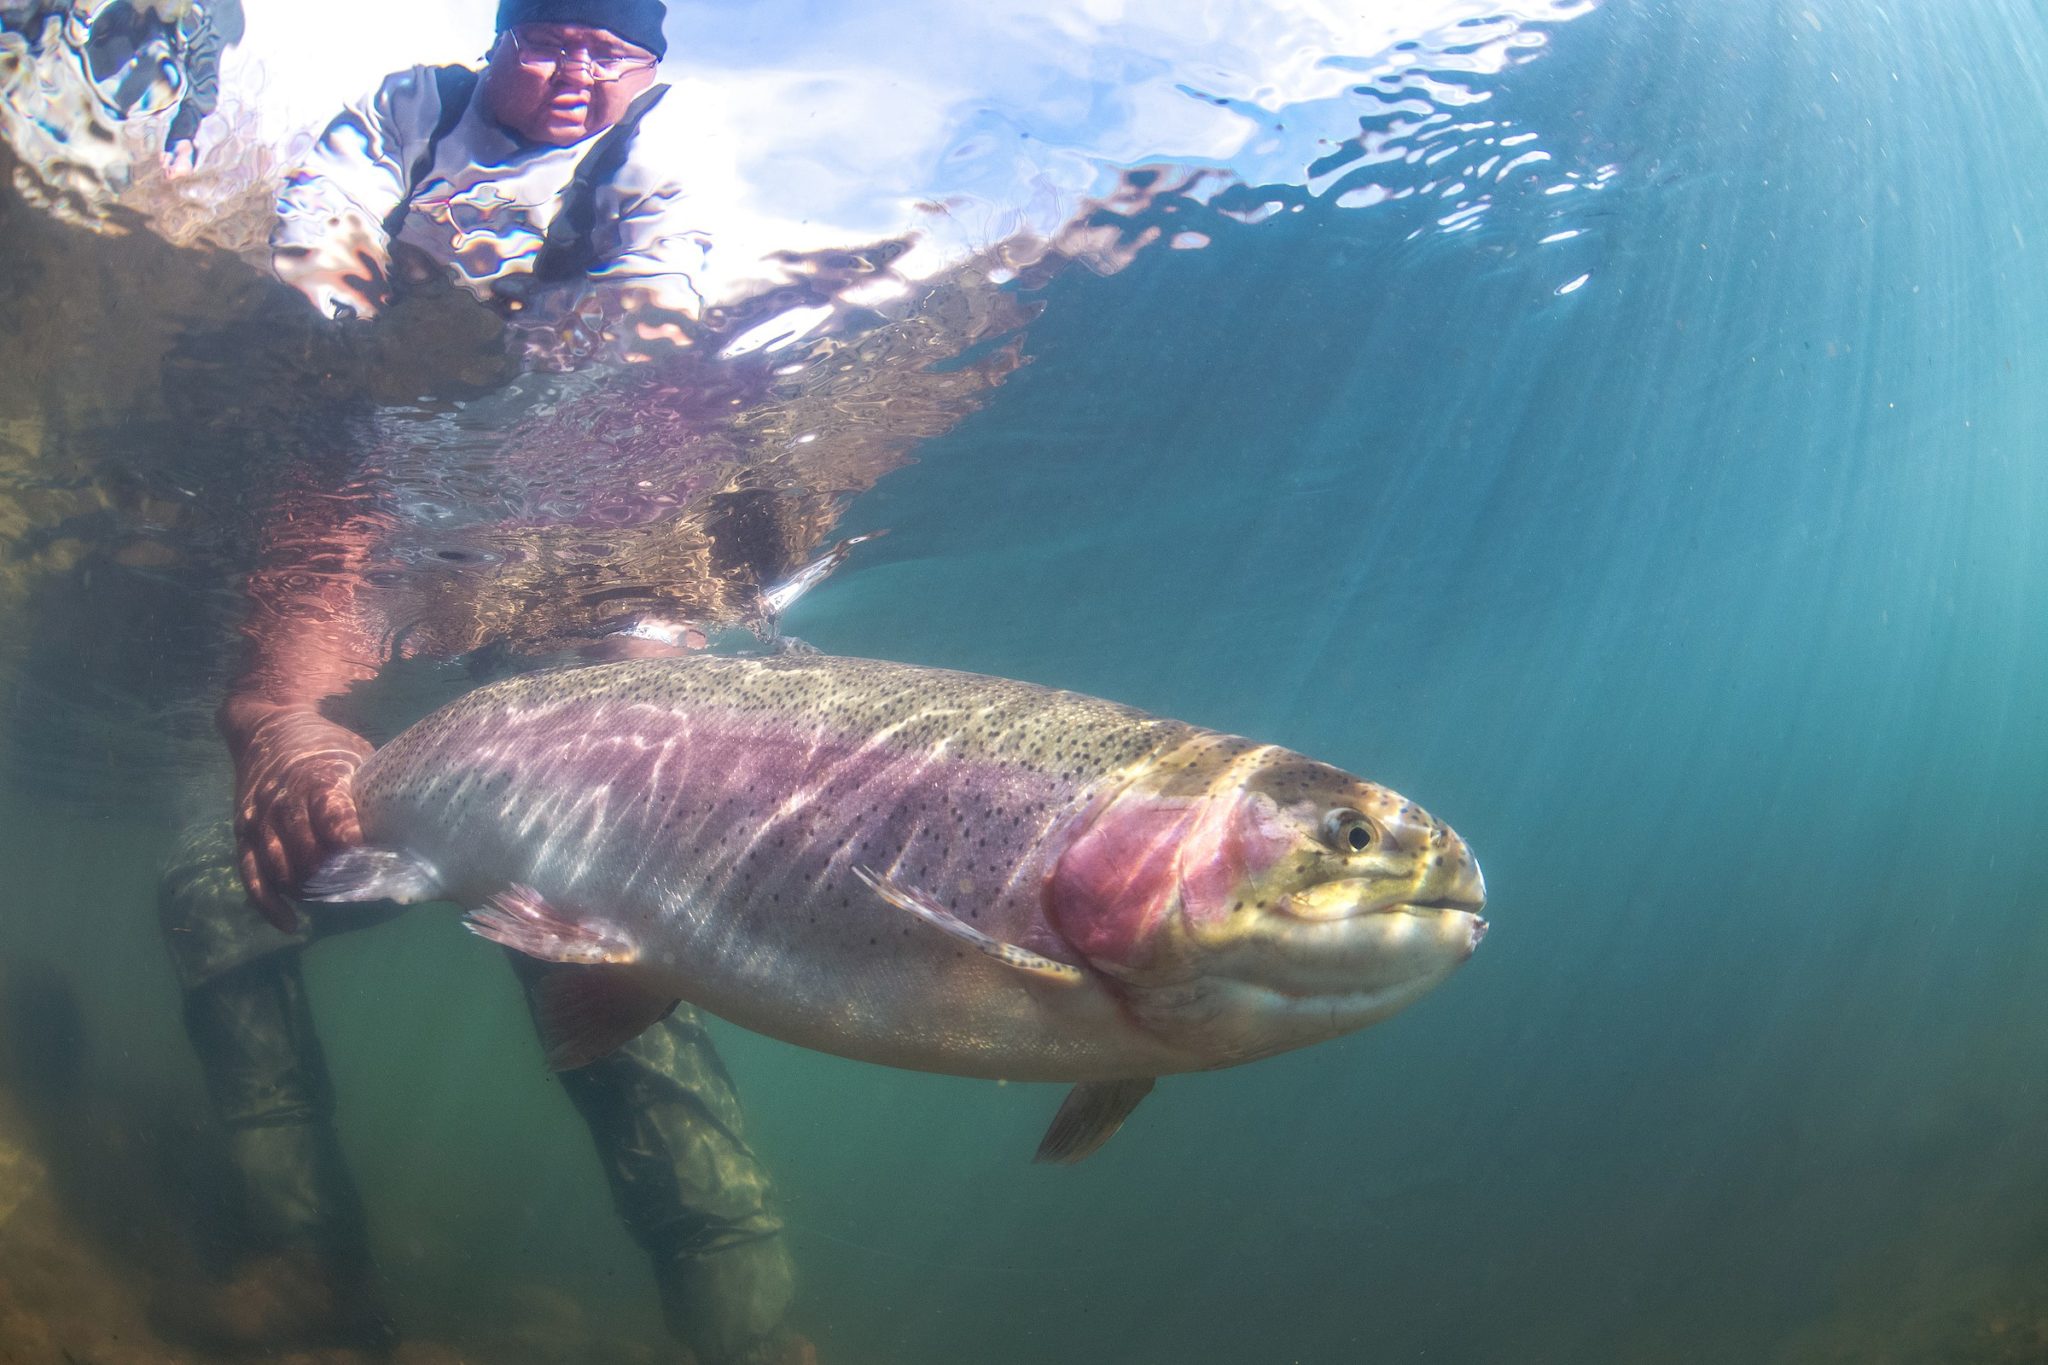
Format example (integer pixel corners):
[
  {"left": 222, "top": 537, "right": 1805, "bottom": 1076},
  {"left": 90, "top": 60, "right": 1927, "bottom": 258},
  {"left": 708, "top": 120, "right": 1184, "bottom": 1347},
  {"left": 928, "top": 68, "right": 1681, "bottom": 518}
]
[
  {"left": 273, "top": 244, "right": 390, "bottom": 322},
  {"left": 219, "top": 697, "right": 374, "bottom": 931},
  {"left": 161, "top": 138, "right": 198, "bottom": 178}
]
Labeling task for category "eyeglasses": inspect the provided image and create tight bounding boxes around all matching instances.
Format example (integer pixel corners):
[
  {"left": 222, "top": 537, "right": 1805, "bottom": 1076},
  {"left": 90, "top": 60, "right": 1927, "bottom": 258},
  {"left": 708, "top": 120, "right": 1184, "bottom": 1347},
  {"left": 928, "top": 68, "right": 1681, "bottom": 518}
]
[{"left": 505, "top": 32, "right": 657, "bottom": 83}]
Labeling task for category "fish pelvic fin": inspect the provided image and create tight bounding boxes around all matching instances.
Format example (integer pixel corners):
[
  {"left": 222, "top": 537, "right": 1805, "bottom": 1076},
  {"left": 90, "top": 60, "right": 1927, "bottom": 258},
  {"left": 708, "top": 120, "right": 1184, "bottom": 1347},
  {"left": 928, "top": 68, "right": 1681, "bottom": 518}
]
[
  {"left": 1034, "top": 1078, "right": 1157, "bottom": 1165},
  {"left": 465, "top": 885, "right": 641, "bottom": 966},
  {"left": 468, "top": 888, "right": 668, "bottom": 1067},
  {"left": 530, "top": 966, "right": 680, "bottom": 1071},
  {"left": 302, "top": 847, "right": 442, "bottom": 904},
  {"left": 854, "top": 866, "right": 1083, "bottom": 988}
]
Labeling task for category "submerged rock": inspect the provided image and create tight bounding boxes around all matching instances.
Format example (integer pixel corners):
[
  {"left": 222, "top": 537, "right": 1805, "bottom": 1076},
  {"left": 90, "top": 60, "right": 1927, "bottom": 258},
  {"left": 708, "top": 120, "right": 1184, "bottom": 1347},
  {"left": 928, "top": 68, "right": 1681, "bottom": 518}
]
[
  {"left": 0, "top": 1104, "right": 44, "bottom": 1228},
  {"left": 0, "top": 1091, "right": 655, "bottom": 1365}
]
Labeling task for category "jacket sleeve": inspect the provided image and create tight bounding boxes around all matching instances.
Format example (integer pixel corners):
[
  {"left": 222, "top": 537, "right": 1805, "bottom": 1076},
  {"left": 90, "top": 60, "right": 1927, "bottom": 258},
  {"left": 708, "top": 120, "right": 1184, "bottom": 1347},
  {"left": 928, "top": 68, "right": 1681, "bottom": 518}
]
[
  {"left": 587, "top": 183, "right": 712, "bottom": 315},
  {"left": 164, "top": 6, "right": 226, "bottom": 146},
  {"left": 272, "top": 66, "right": 441, "bottom": 264},
  {"left": 584, "top": 104, "right": 713, "bottom": 316}
]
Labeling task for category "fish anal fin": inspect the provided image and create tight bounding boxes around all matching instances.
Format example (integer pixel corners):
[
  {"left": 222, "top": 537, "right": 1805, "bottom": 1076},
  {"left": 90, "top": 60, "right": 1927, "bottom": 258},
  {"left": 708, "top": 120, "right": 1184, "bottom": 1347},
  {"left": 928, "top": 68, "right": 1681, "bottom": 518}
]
[
  {"left": 1034, "top": 1078, "right": 1157, "bottom": 1165},
  {"left": 465, "top": 884, "right": 640, "bottom": 965},
  {"left": 530, "top": 966, "right": 680, "bottom": 1071},
  {"left": 302, "top": 847, "right": 442, "bottom": 904},
  {"left": 854, "top": 866, "right": 1082, "bottom": 988}
]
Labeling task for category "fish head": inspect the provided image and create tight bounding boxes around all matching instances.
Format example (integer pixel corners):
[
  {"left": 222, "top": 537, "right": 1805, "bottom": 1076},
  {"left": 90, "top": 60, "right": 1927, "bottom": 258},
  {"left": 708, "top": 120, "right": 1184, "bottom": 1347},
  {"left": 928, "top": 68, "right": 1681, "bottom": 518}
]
[{"left": 1049, "top": 738, "right": 1486, "bottom": 1065}]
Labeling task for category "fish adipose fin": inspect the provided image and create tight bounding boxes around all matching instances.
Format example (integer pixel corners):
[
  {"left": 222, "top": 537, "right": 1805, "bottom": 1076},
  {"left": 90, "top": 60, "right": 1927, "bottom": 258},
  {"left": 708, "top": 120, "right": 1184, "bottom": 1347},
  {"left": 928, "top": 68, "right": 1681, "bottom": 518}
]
[
  {"left": 1035, "top": 1078, "right": 1157, "bottom": 1164},
  {"left": 854, "top": 867, "right": 1083, "bottom": 988},
  {"left": 465, "top": 885, "right": 642, "bottom": 965},
  {"left": 530, "top": 967, "right": 681, "bottom": 1071},
  {"left": 302, "top": 847, "right": 442, "bottom": 904}
]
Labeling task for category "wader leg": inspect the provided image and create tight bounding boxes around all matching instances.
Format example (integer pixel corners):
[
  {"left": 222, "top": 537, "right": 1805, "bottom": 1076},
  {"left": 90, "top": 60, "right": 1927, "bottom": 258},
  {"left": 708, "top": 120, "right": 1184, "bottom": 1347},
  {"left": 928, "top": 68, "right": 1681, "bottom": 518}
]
[
  {"left": 156, "top": 818, "right": 393, "bottom": 1352},
  {"left": 513, "top": 958, "right": 799, "bottom": 1365},
  {"left": 180, "top": 956, "right": 371, "bottom": 1269}
]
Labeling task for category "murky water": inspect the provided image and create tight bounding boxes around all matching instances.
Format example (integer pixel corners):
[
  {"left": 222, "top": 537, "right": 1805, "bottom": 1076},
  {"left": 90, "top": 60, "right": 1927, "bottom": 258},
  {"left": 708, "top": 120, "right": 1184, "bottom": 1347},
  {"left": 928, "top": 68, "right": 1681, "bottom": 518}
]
[{"left": 4, "top": 1, "right": 2048, "bottom": 1362}]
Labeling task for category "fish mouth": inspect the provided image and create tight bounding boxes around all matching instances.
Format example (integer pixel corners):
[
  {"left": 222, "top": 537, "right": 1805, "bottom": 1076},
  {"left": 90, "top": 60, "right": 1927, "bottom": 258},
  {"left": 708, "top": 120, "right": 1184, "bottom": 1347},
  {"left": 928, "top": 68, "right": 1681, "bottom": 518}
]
[
  {"left": 1395, "top": 897, "right": 1489, "bottom": 953},
  {"left": 1276, "top": 883, "right": 1488, "bottom": 922},
  {"left": 1402, "top": 893, "right": 1485, "bottom": 913}
]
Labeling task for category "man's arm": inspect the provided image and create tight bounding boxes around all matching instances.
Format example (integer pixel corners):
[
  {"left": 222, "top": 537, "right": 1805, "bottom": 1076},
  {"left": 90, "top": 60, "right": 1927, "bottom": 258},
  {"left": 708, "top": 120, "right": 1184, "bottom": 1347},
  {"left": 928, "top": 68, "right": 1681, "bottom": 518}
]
[
  {"left": 588, "top": 190, "right": 711, "bottom": 318},
  {"left": 160, "top": 11, "right": 221, "bottom": 171},
  {"left": 218, "top": 481, "right": 393, "bottom": 928},
  {"left": 272, "top": 66, "right": 444, "bottom": 320},
  {"left": 583, "top": 102, "right": 717, "bottom": 319}
]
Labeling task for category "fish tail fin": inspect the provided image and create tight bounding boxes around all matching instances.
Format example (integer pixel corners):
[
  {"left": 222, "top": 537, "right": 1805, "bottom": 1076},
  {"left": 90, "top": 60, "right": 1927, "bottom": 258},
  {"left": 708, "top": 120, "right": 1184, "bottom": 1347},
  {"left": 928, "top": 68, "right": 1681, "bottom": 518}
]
[{"left": 301, "top": 846, "right": 442, "bottom": 904}]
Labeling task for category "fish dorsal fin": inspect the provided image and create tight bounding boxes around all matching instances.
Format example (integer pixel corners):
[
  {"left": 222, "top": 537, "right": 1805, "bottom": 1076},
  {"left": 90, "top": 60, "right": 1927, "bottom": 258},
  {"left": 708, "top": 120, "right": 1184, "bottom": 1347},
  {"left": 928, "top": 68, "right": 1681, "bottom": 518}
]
[
  {"left": 1035, "top": 1078, "right": 1157, "bottom": 1164},
  {"left": 529, "top": 966, "right": 680, "bottom": 1071},
  {"left": 854, "top": 867, "right": 1083, "bottom": 988}
]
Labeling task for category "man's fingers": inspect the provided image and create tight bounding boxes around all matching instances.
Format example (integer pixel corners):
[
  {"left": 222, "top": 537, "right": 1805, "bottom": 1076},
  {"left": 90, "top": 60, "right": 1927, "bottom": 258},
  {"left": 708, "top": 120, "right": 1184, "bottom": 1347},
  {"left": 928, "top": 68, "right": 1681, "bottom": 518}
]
[
  {"left": 275, "top": 799, "right": 319, "bottom": 877},
  {"left": 311, "top": 785, "right": 362, "bottom": 848},
  {"left": 239, "top": 847, "right": 300, "bottom": 933},
  {"left": 254, "top": 827, "right": 295, "bottom": 904},
  {"left": 235, "top": 845, "right": 261, "bottom": 901},
  {"left": 225, "top": 709, "right": 372, "bottom": 930}
]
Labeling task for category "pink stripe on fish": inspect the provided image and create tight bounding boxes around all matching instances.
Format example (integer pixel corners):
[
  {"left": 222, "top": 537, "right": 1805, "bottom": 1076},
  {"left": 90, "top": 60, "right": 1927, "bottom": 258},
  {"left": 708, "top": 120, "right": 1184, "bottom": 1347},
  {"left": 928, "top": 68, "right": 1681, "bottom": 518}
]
[
  {"left": 1050, "top": 786, "right": 1299, "bottom": 965},
  {"left": 1048, "top": 794, "right": 1199, "bottom": 967},
  {"left": 1176, "top": 790, "right": 1297, "bottom": 927}
]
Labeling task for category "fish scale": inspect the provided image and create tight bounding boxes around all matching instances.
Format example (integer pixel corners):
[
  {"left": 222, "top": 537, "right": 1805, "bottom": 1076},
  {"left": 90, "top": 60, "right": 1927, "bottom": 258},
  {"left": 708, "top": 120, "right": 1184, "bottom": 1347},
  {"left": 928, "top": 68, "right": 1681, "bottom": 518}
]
[{"left": 312, "top": 652, "right": 1486, "bottom": 1162}]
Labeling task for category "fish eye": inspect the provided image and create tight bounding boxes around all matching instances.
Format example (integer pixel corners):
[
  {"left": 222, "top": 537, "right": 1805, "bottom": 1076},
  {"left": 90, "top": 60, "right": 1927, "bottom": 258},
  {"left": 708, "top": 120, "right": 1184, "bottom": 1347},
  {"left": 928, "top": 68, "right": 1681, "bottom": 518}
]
[{"left": 1323, "top": 809, "right": 1376, "bottom": 853}]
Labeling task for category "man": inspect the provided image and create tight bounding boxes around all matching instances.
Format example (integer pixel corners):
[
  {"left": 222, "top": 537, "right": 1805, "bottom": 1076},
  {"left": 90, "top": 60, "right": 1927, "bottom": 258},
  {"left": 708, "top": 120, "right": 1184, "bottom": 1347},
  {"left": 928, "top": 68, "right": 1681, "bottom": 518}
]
[
  {"left": 158, "top": 5, "right": 811, "bottom": 1362},
  {"left": 272, "top": 0, "right": 706, "bottom": 323}
]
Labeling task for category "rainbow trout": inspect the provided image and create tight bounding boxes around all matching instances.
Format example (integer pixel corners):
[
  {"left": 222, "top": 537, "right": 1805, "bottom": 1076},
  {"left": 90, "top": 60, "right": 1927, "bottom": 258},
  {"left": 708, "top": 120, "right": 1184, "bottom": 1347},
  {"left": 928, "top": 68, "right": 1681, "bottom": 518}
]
[{"left": 308, "top": 654, "right": 1487, "bottom": 1162}]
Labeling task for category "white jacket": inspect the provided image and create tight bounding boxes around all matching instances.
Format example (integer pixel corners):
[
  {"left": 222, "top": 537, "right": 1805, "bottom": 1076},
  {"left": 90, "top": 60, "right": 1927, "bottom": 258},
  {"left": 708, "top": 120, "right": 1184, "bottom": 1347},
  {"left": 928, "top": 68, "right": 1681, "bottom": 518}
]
[{"left": 274, "top": 64, "right": 709, "bottom": 316}]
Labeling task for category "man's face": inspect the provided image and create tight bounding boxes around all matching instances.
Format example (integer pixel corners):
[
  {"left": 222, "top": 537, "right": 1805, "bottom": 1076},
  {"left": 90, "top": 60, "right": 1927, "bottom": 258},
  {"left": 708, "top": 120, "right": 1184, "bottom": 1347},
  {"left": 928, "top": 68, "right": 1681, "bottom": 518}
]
[{"left": 483, "top": 23, "right": 659, "bottom": 146}]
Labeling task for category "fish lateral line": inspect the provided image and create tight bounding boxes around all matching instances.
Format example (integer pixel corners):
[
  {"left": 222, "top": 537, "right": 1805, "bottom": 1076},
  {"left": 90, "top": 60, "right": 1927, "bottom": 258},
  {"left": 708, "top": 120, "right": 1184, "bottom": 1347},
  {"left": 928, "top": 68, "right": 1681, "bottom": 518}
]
[{"left": 854, "top": 866, "right": 1084, "bottom": 988}]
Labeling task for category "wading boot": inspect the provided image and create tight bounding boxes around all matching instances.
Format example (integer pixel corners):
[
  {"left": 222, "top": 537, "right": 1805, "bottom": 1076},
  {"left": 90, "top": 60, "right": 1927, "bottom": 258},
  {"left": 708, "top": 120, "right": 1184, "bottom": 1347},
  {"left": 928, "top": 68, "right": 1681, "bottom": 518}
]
[
  {"left": 520, "top": 960, "right": 809, "bottom": 1365},
  {"left": 652, "top": 1232, "right": 814, "bottom": 1365}
]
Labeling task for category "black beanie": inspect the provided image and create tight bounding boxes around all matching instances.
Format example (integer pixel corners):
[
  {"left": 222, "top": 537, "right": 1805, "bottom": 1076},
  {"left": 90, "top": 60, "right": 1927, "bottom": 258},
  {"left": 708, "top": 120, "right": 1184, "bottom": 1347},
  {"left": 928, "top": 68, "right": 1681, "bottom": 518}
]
[{"left": 495, "top": 0, "right": 668, "bottom": 59}]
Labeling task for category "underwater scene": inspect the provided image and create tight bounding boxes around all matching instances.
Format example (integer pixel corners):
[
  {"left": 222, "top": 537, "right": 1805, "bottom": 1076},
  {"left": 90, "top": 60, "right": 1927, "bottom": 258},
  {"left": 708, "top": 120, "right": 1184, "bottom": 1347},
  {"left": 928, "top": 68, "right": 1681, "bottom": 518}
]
[{"left": 3, "top": 0, "right": 2048, "bottom": 1362}]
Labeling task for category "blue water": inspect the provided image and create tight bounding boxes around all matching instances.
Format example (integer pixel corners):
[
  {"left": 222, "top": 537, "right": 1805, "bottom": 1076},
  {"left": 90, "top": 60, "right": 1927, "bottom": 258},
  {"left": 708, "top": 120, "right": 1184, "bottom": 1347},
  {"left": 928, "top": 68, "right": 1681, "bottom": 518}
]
[
  {"left": 6, "top": 1, "right": 2048, "bottom": 1362},
  {"left": 779, "top": 14, "right": 2048, "bottom": 1359}
]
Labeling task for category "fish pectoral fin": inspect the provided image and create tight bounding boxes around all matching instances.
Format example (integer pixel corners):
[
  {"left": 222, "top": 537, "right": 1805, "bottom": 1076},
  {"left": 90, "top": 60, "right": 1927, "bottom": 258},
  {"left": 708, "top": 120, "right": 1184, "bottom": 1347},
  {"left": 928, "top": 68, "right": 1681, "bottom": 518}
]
[
  {"left": 464, "top": 885, "right": 641, "bottom": 965},
  {"left": 302, "top": 847, "right": 442, "bottom": 904},
  {"left": 1034, "top": 1078, "right": 1157, "bottom": 1165},
  {"left": 530, "top": 965, "right": 681, "bottom": 1071},
  {"left": 854, "top": 866, "right": 1083, "bottom": 988}
]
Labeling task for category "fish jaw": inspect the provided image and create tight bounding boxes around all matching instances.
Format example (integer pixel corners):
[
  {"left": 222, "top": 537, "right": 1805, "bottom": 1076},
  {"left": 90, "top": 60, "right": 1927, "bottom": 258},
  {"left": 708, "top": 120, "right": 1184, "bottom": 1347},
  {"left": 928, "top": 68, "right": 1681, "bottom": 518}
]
[{"left": 1048, "top": 740, "right": 1487, "bottom": 1065}]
